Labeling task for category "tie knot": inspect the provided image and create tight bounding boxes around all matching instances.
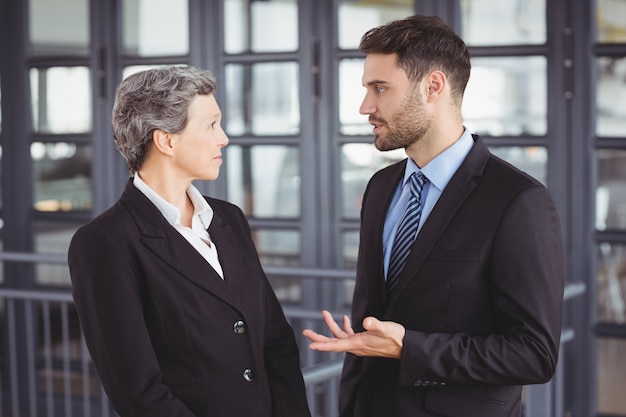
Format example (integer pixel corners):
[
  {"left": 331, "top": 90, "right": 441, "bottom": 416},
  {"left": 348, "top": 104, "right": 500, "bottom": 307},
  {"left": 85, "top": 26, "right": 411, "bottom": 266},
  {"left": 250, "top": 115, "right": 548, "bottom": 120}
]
[{"left": 409, "top": 172, "right": 427, "bottom": 197}]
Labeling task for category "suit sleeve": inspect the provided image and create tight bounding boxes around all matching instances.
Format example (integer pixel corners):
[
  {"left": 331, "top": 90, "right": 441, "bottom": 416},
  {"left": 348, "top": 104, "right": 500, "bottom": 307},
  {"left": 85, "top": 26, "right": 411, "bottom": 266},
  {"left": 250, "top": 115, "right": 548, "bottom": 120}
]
[
  {"left": 397, "top": 184, "right": 564, "bottom": 386},
  {"left": 68, "top": 224, "right": 197, "bottom": 417},
  {"left": 232, "top": 208, "right": 311, "bottom": 417}
]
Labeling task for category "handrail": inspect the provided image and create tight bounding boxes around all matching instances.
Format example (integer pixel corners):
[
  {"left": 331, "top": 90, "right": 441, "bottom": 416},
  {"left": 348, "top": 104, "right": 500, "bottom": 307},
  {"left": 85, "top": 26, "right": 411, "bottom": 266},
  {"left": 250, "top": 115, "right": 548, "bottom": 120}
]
[
  {"left": 0, "top": 251, "right": 67, "bottom": 264},
  {"left": 302, "top": 358, "right": 344, "bottom": 386},
  {"left": 0, "top": 250, "right": 356, "bottom": 280},
  {"left": 0, "top": 287, "right": 74, "bottom": 302},
  {"left": 563, "top": 282, "right": 586, "bottom": 300}
]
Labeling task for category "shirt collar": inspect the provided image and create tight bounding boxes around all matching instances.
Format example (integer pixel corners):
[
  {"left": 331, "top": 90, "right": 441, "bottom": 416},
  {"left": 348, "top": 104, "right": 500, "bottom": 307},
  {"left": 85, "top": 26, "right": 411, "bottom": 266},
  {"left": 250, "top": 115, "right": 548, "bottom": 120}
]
[
  {"left": 403, "top": 128, "right": 474, "bottom": 191},
  {"left": 132, "top": 174, "right": 214, "bottom": 229}
]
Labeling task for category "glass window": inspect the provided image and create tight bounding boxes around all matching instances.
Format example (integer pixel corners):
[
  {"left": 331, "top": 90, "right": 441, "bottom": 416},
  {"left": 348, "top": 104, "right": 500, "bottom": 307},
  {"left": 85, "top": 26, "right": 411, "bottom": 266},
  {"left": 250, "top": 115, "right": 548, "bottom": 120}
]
[
  {"left": 252, "top": 229, "right": 301, "bottom": 267},
  {"left": 459, "top": 0, "right": 545, "bottom": 46},
  {"left": 0, "top": 145, "right": 2, "bottom": 213},
  {"left": 337, "top": 0, "right": 413, "bottom": 50},
  {"left": 341, "top": 56, "right": 549, "bottom": 138},
  {"left": 489, "top": 146, "right": 547, "bottom": 185},
  {"left": 596, "top": 57, "right": 626, "bottom": 137},
  {"left": 122, "top": 0, "right": 189, "bottom": 56},
  {"left": 123, "top": 65, "right": 166, "bottom": 79},
  {"left": 29, "top": 0, "right": 89, "bottom": 57},
  {"left": 267, "top": 275, "right": 302, "bottom": 303},
  {"left": 597, "top": 338, "right": 626, "bottom": 414},
  {"left": 596, "top": 243, "right": 626, "bottom": 324},
  {"left": 340, "top": 143, "right": 405, "bottom": 219},
  {"left": 224, "top": 0, "right": 298, "bottom": 54},
  {"left": 339, "top": 58, "right": 368, "bottom": 135},
  {"left": 596, "top": 149, "right": 626, "bottom": 231},
  {"left": 597, "top": 0, "right": 626, "bottom": 43},
  {"left": 35, "top": 221, "right": 81, "bottom": 286},
  {"left": 0, "top": 83, "right": 2, "bottom": 215},
  {"left": 30, "top": 67, "right": 92, "bottom": 134},
  {"left": 342, "top": 230, "right": 359, "bottom": 269},
  {"left": 32, "top": 142, "right": 92, "bottom": 212},
  {"left": 226, "top": 145, "right": 300, "bottom": 218},
  {"left": 224, "top": 62, "right": 300, "bottom": 136},
  {"left": 463, "top": 57, "right": 547, "bottom": 136}
]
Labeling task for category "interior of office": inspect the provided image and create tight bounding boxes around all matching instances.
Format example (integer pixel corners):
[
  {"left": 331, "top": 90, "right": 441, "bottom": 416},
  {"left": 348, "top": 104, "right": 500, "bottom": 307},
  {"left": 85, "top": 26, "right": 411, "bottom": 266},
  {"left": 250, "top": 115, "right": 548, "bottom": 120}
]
[{"left": 0, "top": 0, "right": 625, "bottom": 416}]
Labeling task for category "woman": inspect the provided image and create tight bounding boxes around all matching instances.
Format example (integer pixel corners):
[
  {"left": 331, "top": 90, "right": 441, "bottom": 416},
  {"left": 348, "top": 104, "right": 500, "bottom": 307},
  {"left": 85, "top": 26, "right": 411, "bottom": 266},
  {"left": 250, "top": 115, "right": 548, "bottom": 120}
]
[{"left": 68, "top": 65, "right": 311, "bottom": 417}]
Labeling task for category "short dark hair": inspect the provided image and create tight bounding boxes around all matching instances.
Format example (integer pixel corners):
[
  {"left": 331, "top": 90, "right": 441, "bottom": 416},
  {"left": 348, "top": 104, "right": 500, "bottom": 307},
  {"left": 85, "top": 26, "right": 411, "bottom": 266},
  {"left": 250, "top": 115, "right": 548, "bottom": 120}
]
[
  {"left": 359, "top": 15, "right": 471, "bottom": 106},
  {"left": 112, "top": 65, "right": 217, "bottom": 173}
]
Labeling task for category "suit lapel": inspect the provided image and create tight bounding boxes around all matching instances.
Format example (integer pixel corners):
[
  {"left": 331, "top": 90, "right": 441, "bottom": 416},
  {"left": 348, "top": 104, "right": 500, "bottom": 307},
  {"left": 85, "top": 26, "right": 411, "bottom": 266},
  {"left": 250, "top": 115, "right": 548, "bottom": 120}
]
[
  {"left": 120, "top": 181, "right": 242, "bottom": 309},
  {"left": 388, "top": 137, "right": 490, "bottom": 301},
  {"left": 364, "top": 162, "right": 406, "bottom": 314}
]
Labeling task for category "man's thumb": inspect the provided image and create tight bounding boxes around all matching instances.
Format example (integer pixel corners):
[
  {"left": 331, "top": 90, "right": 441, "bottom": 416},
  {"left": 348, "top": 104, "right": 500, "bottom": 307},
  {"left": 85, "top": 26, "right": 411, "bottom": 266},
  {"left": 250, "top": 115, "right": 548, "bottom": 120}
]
[{"left": 362, "top": 316, "right": 381, "bottom": 331}]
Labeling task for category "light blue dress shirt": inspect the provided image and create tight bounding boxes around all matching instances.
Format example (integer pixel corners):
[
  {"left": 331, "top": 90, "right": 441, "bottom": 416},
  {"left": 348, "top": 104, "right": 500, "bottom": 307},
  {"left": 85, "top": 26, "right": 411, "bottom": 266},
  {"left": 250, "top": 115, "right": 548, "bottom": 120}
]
[{"left": 382, "top": 129, "right": 475, "bottom": 279}]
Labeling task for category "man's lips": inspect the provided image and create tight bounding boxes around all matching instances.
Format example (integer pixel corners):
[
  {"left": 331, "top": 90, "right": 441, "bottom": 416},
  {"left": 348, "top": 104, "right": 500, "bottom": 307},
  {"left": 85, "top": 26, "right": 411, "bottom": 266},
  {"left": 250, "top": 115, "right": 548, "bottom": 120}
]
[
  {"left": 368, "top": 117, "right": 384, "bottom": 127},
  {"left": 369, "top": 118, "right": 384, "bottom": 132}
]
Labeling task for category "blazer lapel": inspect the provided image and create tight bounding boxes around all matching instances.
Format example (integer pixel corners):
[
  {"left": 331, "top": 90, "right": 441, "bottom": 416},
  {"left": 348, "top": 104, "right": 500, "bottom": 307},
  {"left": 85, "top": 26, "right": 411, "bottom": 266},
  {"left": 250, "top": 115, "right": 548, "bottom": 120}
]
[
  {"left": 121, "top": 181, "right": 242, "bottom": 309},
  {"left": 388, "top": 137, "right": 490, "bottom": 301},
  {"left": 207, "top": 210, "right": 244, "bottom": 298}
]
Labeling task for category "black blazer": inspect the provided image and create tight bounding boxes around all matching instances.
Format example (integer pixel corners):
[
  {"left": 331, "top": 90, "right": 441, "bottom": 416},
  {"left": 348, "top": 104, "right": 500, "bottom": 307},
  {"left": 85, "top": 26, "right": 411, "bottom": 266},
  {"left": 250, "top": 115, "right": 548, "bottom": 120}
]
[
  {"left": 68, "top": 180, "right": 311, "bottom": 417},
  {"left": 340, "top": 137, "right": 564, "bottom": 417}
]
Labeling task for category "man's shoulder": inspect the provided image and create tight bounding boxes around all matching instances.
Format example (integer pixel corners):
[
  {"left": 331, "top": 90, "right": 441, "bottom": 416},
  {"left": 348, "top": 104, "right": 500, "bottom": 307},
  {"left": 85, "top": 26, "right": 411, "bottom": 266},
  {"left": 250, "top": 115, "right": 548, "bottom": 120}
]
[{"left": 483, "top": 153, "right": 545, "bottom": 189}]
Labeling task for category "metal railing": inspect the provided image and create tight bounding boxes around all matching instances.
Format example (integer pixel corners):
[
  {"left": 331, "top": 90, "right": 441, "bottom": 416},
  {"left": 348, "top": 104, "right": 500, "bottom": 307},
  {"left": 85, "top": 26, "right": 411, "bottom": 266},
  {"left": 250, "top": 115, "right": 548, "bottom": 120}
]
[
  {"left": 0, "top": 248, "right": 350, "bottom": 416},
  {"left": 0, "top": 286, "right": 345, "bottom": 417},
  {"left": 0, "top": 251, "right": 582, "bottom": 417}
]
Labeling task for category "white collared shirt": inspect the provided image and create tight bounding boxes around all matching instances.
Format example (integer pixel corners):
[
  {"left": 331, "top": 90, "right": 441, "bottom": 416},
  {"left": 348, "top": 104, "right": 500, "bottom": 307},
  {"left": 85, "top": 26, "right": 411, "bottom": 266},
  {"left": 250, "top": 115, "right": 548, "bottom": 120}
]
[{"left": 133, "top": 175, "right": 224, "bottom": 279}]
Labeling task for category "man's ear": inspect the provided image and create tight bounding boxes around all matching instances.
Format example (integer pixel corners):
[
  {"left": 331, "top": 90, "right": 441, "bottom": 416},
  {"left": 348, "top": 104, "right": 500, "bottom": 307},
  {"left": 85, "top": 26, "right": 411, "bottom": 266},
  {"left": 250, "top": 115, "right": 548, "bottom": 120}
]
[
  {"left": 424, "top": 70, "right": 446, "bottom": 101},
  {"left": 152, "top": 129, "right": 175, "bottom": 156}
]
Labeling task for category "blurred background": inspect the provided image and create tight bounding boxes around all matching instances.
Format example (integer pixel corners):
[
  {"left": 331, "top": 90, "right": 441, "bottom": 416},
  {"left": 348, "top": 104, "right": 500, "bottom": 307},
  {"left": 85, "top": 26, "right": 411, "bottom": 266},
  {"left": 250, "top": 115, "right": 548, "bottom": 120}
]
[{"left": 0, "top": 0, "right": 625, "bottom": 416}]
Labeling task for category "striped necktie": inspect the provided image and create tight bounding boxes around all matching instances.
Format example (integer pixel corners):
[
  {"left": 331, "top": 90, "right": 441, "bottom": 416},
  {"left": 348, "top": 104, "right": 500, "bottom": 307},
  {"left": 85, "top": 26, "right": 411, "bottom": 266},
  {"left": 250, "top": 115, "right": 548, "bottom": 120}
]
[{"left": 386, "top": 172, "right": 428, "bottom": 292}]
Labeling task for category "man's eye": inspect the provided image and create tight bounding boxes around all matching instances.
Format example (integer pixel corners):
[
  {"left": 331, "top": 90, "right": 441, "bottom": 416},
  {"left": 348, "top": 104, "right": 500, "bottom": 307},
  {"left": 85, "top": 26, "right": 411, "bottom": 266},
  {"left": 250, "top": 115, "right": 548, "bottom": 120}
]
[{"left": 376, "top": 86, "right": 385, "bottom": 93}]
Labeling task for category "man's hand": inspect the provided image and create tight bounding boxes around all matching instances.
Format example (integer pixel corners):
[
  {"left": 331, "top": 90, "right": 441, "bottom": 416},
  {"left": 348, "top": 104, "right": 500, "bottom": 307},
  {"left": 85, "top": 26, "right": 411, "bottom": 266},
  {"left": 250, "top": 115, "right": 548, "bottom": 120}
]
[{"left": 302, "top": 310, "right": 406, "bottom": 359}]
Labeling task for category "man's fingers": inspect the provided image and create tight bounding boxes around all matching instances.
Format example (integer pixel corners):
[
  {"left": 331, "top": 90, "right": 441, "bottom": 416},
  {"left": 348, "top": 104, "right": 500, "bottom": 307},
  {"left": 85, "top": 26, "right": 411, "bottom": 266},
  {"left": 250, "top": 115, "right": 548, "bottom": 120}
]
[
  {"left": 309, "top": 337, "right": 354, "bottom": 353},
  {"left": 343, "top": 315, "right": 355, "bottom": 336},
  {"left": 322, "top": 310, "right": 349, "bottom": 338},
  {"left": 302, "top": 329, "right": 333, "bottom": 343}
]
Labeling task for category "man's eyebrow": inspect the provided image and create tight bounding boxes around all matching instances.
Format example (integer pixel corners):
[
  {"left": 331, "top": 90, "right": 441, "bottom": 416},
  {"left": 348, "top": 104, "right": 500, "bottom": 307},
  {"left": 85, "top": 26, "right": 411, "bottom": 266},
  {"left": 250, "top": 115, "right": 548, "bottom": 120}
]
[{"left": 363, "top": 79, "right": 389, "bottom": 87}]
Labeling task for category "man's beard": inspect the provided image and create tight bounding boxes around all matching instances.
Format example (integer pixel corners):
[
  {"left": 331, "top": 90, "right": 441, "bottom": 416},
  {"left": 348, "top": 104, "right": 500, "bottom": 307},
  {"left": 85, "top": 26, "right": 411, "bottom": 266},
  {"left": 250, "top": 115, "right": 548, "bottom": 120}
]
[{"left": 373, "top": 90, "right": 432, "bottom": 152}]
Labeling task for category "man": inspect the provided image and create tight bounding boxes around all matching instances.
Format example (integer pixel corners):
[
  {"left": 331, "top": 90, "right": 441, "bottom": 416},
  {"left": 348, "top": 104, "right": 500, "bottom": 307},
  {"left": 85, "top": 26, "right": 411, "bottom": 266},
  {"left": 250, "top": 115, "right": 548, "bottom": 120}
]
[{"left": 303, "top": 15, "right": 564, "bottom": 417}]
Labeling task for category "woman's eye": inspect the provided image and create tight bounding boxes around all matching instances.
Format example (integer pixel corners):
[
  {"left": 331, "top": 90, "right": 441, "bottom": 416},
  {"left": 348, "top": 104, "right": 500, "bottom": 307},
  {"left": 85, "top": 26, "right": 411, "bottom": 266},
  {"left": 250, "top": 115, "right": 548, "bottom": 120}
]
[{"left": 210, "top": 121, "right": 217, "bottom": 129}]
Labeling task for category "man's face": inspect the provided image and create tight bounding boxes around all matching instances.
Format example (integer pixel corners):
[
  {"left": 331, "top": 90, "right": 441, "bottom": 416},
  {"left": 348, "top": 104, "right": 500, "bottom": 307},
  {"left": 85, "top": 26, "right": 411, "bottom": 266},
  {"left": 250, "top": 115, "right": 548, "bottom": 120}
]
[{"left": 359, "top": 53, "right": 432, "bottom": 151}]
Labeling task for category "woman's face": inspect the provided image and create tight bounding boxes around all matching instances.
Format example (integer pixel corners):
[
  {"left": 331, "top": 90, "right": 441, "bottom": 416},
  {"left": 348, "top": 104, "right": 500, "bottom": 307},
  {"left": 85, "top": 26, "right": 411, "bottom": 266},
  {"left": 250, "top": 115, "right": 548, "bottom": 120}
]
[{"left": 170, "top": 94, "right": 229, "bottom": 181}]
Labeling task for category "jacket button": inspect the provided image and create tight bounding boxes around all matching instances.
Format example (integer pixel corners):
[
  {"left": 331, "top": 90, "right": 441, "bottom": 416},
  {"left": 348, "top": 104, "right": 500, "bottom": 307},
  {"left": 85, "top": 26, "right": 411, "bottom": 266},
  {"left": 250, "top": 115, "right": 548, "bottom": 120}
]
[
  {"left": 414, "top": 380, "right": 422, "bottom": 386},
  {"left": 243, "top": 368, "right": 254, "bottom": 382},
  {"left": 233, "top": 320, "right": 246, "bottom": 334}
]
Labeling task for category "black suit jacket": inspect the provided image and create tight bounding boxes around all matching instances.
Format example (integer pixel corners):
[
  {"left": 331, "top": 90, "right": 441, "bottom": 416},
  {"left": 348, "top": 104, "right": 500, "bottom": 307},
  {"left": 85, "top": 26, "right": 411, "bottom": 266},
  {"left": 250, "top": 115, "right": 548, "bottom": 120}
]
[
  {"left": 68, "top": 180, "right": 311, "bottom": 417},
  {"left": 340, "top": 137, "right": 564, "bottom": 417}
]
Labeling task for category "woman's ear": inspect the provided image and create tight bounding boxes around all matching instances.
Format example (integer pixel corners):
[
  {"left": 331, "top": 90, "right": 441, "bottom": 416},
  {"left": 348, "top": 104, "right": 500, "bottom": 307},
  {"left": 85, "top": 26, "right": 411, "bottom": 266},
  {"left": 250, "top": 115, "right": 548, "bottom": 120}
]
[{"left": 152, "top": 129, "right": 175, "bottom": 156}]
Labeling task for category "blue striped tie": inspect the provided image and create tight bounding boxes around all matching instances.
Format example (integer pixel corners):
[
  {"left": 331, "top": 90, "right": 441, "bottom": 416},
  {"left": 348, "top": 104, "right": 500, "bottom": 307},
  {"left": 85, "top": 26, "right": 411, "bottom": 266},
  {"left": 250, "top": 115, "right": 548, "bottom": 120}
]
[{"left": 386, "top": 172, "right": 428, "bottom": 292}]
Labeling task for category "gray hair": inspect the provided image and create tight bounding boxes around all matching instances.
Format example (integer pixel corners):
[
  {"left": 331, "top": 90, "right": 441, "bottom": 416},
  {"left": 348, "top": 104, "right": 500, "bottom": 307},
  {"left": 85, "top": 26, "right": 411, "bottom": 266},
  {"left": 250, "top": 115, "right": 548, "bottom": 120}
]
[{"left": 112, "top": 65, "right": 217, "bottom": 173}]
